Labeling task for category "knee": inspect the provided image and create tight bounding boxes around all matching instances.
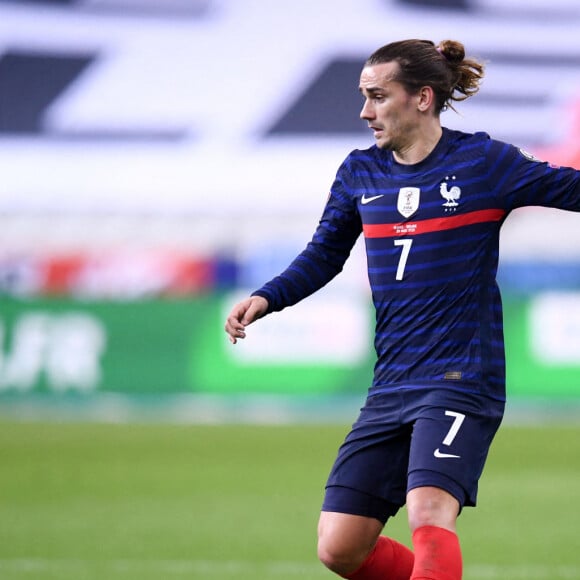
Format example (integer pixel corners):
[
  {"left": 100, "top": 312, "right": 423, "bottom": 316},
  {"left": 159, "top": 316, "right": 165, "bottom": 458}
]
[
  {"left": 317, "top": 511, "right": 383, "bottom": 576},
  {"left": 407, "top": 486, "right": 460, "bottom": 532},
  {"left": 317, "top": 537, "right": 362, "bottom": 577}
]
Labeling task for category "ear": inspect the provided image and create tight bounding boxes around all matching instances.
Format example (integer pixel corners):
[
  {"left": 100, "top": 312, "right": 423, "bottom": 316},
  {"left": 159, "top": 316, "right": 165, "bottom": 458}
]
[{"left": 417, "top": 86, "right": 435, "bottom": 112}]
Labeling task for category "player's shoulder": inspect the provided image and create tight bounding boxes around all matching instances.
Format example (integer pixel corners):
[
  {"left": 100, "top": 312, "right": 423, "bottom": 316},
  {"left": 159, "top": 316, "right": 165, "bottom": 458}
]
[
  {"left": 475, "top": 131, "right": 545, "bottom": 167},
  {"left": 454, "top": 128, "right": 540, "bottom": 160},
  {"left": 444, "top": 127, "right": 518, "bottom": 166}
]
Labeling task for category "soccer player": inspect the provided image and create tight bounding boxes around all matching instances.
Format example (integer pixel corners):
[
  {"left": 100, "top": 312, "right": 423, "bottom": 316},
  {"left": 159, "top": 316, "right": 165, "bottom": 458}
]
[{"left": 224, "top": 39, "right": 580, "bottom": 579}]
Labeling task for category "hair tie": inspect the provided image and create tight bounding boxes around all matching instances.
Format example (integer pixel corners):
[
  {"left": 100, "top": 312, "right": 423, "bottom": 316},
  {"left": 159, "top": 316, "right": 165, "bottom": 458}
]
[{"left": 436, "top": 46, "right": 448, "bottom": 60}]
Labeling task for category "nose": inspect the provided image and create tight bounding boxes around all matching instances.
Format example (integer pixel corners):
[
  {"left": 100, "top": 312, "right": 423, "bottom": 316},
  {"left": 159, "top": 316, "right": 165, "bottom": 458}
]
[{"left": 360, "top": 99, "right": 374, "bottom": 121}]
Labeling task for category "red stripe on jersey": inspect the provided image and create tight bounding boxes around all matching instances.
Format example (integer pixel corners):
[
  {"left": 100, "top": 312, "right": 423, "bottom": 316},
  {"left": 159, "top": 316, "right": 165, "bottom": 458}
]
[{"left": 363, "top": 208, "right": 506, "bottom": 238}]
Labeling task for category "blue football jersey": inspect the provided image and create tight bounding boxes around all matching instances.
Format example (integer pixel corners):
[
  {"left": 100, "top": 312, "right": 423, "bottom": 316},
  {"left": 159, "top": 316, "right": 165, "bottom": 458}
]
[{"left": 252, "top": 128, "right": 580, "bottom": 401}]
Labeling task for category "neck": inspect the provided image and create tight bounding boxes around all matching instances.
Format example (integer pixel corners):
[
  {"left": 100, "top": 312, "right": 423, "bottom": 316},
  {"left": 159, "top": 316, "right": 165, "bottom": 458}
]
[{"left": 393, "top": 125, "right": 443, "bottom": 165}]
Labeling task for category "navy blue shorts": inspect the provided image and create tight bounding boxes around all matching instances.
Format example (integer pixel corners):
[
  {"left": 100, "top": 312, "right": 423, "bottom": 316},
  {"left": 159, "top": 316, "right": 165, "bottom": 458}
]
[{"left": 322, "top": 387, "right": 505, "bottom": 524}]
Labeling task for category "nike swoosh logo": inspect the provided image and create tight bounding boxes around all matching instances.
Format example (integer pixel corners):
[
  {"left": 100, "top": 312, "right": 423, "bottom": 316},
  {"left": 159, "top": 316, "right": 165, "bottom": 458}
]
[
  {"left": 434, "top": 448, "right": 461, "bottom": 459},
  {"left": 361, "top": 194, "right": 384, "bottom": 205}
]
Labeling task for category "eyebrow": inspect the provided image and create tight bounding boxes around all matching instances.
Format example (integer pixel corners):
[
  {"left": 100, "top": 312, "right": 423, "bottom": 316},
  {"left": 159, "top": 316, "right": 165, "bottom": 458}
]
[{"left": 359, "top": 86, "right": 383, "bottom": 95}]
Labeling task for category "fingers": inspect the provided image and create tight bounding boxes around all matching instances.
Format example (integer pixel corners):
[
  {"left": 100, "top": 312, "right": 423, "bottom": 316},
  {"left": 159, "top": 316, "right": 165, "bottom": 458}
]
[
  {"left": 226, "top": 320, "right": 245, "bottom": 344},
  {"left": 224, "top": 296, "right": 268, "bottom": 344},
  {"left": 225, "top": 305, "right": 247, "bottom": 344}
]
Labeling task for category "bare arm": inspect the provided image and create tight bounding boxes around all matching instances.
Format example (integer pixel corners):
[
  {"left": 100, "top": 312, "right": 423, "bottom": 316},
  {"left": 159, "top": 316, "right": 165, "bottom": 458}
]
[{"left": 224, "top": 295, "right": 269, "bottom": 344}]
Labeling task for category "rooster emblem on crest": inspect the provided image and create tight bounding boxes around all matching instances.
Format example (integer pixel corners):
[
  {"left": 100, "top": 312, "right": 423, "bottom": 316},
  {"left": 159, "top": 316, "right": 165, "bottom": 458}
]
[{"left": 440, "top": 176, "right": 461, "bottom": 209}]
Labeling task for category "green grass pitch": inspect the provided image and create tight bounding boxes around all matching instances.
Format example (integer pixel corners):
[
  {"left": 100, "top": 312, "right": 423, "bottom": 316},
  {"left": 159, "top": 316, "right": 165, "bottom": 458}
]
[{"left": 0, "top": 420, "right": 579, "bottom": 579}]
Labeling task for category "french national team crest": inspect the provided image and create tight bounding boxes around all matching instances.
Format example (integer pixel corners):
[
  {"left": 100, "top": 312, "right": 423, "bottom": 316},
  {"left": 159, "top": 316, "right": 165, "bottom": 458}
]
[{"left": 397, "top": 187, "right": 420, "bottom": 218}]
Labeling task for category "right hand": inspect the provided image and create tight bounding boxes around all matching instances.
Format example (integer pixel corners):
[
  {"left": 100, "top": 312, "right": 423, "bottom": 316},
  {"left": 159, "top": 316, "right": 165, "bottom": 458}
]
[{"left": 224, "top": 295, "right": 269, "bottom": 344}]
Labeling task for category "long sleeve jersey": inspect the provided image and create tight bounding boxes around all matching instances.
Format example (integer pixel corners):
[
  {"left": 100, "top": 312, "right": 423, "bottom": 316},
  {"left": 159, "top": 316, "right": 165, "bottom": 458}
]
[{"left": 252, "top": 128, "right": 580, "bottom": 401}]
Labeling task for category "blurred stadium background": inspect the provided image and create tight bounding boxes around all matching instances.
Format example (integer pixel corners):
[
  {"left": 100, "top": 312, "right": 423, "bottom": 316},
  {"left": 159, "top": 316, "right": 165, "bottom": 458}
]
[
  {"left": 0, "top": 0, "right": 578, "bottom": 421},
  {"left": 0, "top": 1, "right": 579, "bottom": 579}
]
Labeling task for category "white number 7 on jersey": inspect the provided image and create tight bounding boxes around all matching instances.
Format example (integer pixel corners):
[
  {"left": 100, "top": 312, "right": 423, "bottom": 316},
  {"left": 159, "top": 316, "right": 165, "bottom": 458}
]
[
  {"left": 393, "top": 239, "right": 413, "bottom": 280},
  {"left": 442, "top": 410, "right": 466, "bottom": 446}
]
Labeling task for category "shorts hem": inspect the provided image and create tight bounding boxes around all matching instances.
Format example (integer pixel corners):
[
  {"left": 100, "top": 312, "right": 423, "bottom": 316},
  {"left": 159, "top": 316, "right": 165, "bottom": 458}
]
[
  {"left": 407, "top": 470, "right": 475, "bottom": 508},
  {"left": 322, "top": 485, "right": 400, "bottom": 525}
]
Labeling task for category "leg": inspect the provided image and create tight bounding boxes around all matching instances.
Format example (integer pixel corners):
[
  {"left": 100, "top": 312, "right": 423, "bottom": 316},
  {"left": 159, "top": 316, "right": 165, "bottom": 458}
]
[
  {"left": 407, "top": 486, "right": 462, "bottom": 580},
  {"left": 404, "top": 395, "right": 505, "bottom": 579},
  {"left": 318, "top": 511, "right": 414, "bottom": 579},
  {"left": 407, "top": 486, "right": 459, "bottom": 533},
  {"left": 318, "top": 394, "right": 414, "bottom": 577},
  {"left": 317, "top": 511, "right": 383, "bottom": 576}
]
